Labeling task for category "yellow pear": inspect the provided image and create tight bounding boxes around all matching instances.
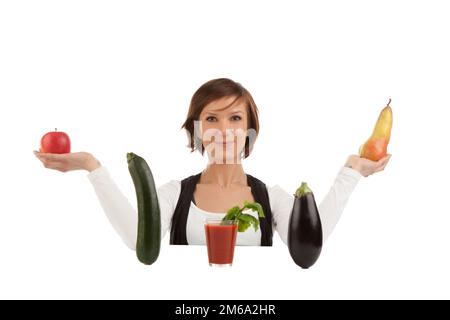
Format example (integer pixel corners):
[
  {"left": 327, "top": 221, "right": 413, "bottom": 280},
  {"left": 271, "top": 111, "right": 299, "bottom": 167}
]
[{"left": 359, "top": 99, "right": 393, "bottom": 161}]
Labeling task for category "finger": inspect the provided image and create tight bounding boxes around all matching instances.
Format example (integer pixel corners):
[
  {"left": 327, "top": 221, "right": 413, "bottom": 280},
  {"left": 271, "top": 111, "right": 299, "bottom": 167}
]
[
  {"left": 381, "top": 155, "right": 392, "bottom": 167},
  {"left": 51, "top": 163, "right": 68, "bottom": 172},
  {"left": 374, "top": 160, "right": 389, "bottom": 173},
  {"left": 376, "top": 155, "right": 391, "bottom": 167},
  {"left": 36, "top": 153, "right": 66, "bottom": 160},
  {"left": 41, "top": 160, "right": 66, "bottom": 171},
  {"left": 374, "top": 166, "right": 385, "bottom": 173},
  {"left": 34, "top": 150, "right": 44, "bottom": 158},
  {"left": 39, "top": 157, "right": 66, "bottom": 167},
  {"left": 35, "top": 154, "right": 48, "bottom": 163},
  {"left": 377, "top": 154, "right": 390, "bottom": 163},
  {"left": 373, "top": 164, "right": 385, "bottom": 173}
]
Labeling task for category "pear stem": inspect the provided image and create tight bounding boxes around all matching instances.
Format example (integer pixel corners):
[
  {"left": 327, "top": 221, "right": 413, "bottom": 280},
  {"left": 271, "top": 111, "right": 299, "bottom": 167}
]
[{"left": 387, "top": 98, "right": 391, "bottom": 107}]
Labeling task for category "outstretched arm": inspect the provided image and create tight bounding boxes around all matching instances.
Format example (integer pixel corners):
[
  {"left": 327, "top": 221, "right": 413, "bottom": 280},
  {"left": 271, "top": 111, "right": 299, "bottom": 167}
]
[
  {"left": 270, "top": 154, "right": 392, "bottom": 244},
  {"left": 87, "top": 166, "right": 180, "bottom": 250}
]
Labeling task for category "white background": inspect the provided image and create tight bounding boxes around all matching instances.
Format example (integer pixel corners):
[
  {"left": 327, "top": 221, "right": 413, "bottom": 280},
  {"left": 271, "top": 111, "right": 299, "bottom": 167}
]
[{"left": 1, "top": 0, "right": 449, "bottom": 299}]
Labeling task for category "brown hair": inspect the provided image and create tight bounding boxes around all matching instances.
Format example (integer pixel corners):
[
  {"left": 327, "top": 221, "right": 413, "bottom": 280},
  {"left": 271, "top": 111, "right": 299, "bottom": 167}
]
[{"left": 181, "top": 78, "right": 260, "bottom": 158}]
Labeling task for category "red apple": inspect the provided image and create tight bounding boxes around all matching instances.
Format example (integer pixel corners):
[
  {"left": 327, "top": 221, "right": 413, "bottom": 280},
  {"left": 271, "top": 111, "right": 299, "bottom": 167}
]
[{"left": 40, "top": 128, "right": 71, "bottom": 154}]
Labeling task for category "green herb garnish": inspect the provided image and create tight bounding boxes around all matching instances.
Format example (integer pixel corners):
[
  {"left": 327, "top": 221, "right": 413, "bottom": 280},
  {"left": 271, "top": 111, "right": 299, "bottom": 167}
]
[{"left": 222, "top": 201, "right": 265, "bottom": 232}]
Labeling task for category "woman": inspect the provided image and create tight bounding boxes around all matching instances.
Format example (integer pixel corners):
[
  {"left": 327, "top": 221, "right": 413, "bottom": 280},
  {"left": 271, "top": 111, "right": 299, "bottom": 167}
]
[{"left": 34, "top": 78, "right": 391, "bottom": 249}]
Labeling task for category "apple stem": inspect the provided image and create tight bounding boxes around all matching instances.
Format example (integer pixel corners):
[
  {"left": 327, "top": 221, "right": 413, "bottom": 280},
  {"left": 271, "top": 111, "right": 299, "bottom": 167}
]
[{"left": 387, "top": 98, "right": 391, "bottom": 107}]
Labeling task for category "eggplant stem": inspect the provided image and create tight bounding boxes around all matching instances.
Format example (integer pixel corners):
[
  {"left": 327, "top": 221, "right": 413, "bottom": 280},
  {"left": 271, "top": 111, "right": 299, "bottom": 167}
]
[{"left": 295, "top": 182, "right": 312, "bottom": 197}]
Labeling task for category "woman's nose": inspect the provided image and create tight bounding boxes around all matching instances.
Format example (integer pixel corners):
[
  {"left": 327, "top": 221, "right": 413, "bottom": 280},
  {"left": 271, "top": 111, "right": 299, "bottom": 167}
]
[
  {"left": 209, "top": 119, "right": 236, "bottom": 141},
  {"left": 214, "top": 122, "right": 228, "bottom": 136}
]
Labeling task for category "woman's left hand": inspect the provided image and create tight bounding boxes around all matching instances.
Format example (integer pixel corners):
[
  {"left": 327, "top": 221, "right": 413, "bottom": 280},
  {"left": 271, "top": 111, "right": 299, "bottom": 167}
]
[{"left": 344, "top": 154, "right": 392, "bottom": 177}]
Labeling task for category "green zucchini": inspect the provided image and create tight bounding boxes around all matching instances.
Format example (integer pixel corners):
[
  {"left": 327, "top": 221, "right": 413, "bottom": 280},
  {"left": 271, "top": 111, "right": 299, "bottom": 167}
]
[{"left": 127, "top": 152, "right": 161, "bottom": 265}]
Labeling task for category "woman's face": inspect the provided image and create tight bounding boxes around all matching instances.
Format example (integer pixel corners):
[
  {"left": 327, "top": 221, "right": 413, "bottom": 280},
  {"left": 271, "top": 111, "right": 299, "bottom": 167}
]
[{"left": 197, "top": 96, "right": 249, "bottom": 164}]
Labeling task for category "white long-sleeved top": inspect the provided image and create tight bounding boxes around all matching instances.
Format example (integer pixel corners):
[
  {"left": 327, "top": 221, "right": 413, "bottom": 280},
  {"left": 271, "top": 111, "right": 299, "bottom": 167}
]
[{"left": 87, "top": 166, "right": 362, "bottom": 250}]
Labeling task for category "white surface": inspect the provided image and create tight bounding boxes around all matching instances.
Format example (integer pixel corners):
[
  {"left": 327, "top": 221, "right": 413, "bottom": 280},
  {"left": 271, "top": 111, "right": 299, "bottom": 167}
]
[{"left": 1, "top": 0, "right": 450, "bottom": 299}]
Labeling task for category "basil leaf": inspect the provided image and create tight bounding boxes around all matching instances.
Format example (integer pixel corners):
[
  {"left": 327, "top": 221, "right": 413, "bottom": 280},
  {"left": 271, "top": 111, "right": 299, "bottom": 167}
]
[
  {"left": 238, "top": 220, "right": 251, "bottom": 232},
  {"left": 224, "top": 205, "right": 241, "bottom": 221},
  {"left": 239, "top": 214, "right": 260, "bottom": 232},
  {"left": 222, "top": 201, "right": 265, "bottom": 232},
  {"left": 243, "top": 201, "right": 265, "bottom": 218}
]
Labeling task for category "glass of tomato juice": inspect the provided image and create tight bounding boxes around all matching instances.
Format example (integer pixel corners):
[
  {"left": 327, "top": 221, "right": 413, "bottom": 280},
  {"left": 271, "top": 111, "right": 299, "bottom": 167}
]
[{"left": 204, "top": 219, "right": 238, "bottom": 267}]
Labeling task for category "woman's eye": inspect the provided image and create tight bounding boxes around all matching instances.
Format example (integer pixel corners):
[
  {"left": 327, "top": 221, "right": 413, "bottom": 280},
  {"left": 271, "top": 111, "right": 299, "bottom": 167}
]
[
  {"left": 206, "top": 116, "right": 217, "bottom": 122},
  {"left": 231, "top": 115, "right": 242, "bottom": 121}
]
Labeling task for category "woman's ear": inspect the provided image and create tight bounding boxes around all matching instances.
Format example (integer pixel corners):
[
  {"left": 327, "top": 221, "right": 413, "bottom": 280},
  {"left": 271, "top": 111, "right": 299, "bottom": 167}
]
[{"left": 245, "top": 132, "right": 258, "bottom": 158}]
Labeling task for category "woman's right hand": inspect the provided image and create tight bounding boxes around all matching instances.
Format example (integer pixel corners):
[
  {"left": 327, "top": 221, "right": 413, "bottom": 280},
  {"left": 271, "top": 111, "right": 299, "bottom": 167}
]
[{"left": 33, "top": 150, "right": 101, "bottom": 173}]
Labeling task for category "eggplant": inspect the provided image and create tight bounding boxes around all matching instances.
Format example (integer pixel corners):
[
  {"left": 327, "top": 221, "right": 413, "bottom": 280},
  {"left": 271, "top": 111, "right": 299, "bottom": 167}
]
[{"left": 288, "top": 182, "right": 323, "bottom": 269}]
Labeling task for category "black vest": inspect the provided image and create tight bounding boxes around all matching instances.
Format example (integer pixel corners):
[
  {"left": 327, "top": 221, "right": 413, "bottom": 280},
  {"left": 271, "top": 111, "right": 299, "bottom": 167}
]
[{"left": 169, "top": 172, "right": 273, "bottom": 246}]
